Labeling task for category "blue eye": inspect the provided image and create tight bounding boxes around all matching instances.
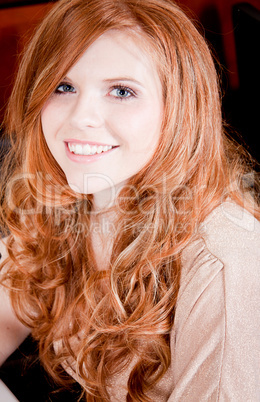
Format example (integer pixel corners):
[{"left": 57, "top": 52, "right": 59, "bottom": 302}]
[
  {"left": 110, "top": 85, "right": 135, "bottom": 100},
  {"left": 55, "top": 83, "right": 76, "bottom": 94},
  {"left": 115, "top": 88, "right": 130, "bottom": 97}
]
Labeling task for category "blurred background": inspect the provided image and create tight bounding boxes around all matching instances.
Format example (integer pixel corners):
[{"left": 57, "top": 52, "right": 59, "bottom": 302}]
[{"left": 0, "top": 0, "right": 260, "bottom": 162}]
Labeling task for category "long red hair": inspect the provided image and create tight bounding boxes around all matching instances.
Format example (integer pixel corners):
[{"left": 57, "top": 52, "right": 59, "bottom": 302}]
[{"left": 0, "top": 0, "right": 259, "bottom": 400}]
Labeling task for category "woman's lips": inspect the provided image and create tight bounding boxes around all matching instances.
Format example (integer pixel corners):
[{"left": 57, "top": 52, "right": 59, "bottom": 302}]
[{"left": 64, "top": 140, "right": 118, "bottom": 163}]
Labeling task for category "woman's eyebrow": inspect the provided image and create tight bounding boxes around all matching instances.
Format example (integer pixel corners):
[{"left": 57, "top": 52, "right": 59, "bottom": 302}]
[
  {"left": 103, "top": 77, "right": 145, "bottom": 87},
  {"left": 61, "top": 76, "right": 72, "bottom": 82}
]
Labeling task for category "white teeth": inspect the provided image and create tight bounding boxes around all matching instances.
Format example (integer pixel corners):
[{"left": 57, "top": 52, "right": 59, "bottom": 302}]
[
  {"left": 68, "top": 143, "right": 113, "bottom": 155},
  {"left": 69, "top": 143, "right": 75, "bottom": 153},
  {"left": 83, "top": 144, "right": 90, "bottom": 154},
  {"left": 75, "top": 144, "right": 83, "bottom": 155},
  {"left": 91, "top": 145, "right": 97, "bottom": 155}
]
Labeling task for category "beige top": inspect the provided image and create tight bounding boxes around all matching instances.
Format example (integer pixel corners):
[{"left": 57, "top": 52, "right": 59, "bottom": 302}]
[{"left": 98, "top": 202, "right": 260, "bottom": 401}]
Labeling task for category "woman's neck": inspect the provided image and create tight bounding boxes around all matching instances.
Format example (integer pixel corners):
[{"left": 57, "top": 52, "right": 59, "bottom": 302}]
[{"left": 90, "top": 211, "right": 117, "bottom": 270}]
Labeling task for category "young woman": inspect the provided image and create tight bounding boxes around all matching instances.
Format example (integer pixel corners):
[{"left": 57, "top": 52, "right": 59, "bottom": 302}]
[{"left": 0, "top": 0, "right": 259, "bottom": 400}]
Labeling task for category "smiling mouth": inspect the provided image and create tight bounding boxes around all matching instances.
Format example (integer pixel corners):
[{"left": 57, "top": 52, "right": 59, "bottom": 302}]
[{"left": 67, "top": 142, "right": 115, "bottom": 156}]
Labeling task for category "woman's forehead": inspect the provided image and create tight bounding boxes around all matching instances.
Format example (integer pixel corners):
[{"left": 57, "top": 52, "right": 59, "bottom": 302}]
[{"left": 66, "top": 30, "right": 162, "bottom": 90}]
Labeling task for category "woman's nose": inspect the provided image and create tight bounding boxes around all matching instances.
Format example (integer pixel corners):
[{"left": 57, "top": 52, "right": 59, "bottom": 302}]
[{"left": 69, "top": 93, "right": 104, "bottom": 130}]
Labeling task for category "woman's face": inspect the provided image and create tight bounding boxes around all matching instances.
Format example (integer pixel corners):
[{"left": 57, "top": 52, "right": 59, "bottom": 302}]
[{"left": 41, "top": 30, "right": 163, "bottom": 208}]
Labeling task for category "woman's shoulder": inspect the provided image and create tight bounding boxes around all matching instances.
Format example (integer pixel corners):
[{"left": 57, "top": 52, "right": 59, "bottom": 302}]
[
  {"left": 200, "top": 201, "right": 260, "bottom": 262},
  {"left": 178, "top": 201, "right": 260, "bottom": 339},
  {"left": 198, "top": 200, "right": 260, "bottom": 303},
  {"left": 181, "top": 201, "right": 259, "bottom": 285},
  {"left": 198, "top": 200, "right": 260, "bottom": 310},
  {"left": 170, "top": 202, "right": 260, "bottom": 400}
]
